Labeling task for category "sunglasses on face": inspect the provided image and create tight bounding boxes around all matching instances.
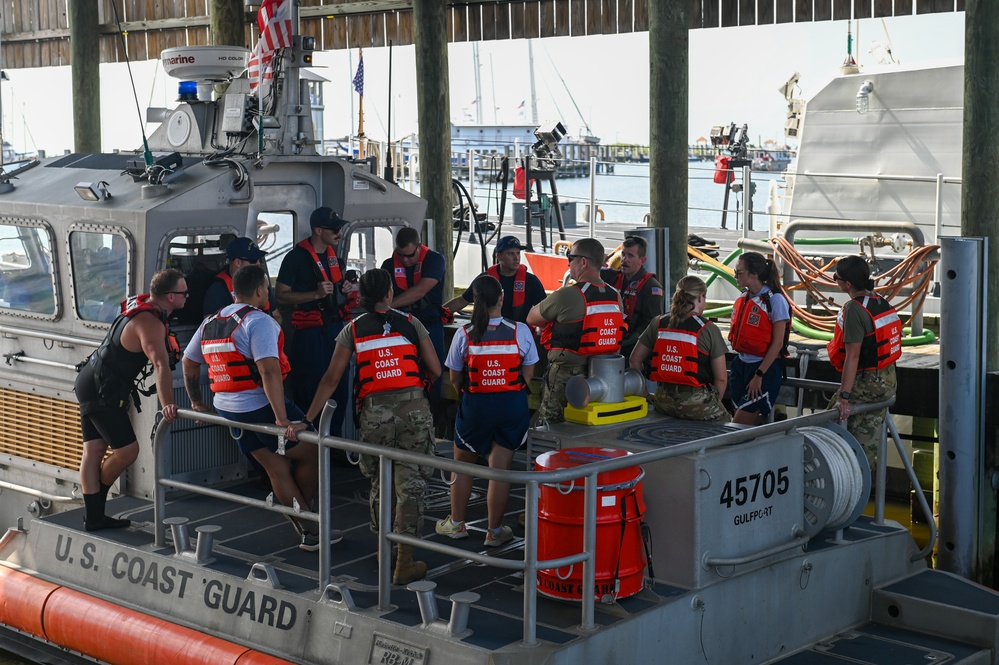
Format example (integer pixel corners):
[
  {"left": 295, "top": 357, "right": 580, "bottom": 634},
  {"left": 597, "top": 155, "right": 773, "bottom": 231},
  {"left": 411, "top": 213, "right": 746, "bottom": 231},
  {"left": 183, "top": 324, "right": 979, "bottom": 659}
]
[
  {"left": 566, "top": 253, "right": 589, "bottom": 264},
  {"left": 398, "top": 248, "right": 419, "bottom": 259}
]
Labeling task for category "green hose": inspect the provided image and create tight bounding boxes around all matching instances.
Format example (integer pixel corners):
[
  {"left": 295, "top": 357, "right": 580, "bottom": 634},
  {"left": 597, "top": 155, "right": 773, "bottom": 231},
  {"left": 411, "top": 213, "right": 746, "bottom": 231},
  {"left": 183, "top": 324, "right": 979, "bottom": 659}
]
[
  {"left": 704, "top": 247, "right": 742, "bottom": 289},
  {"left": 701, "top": 262, "right": 740, "bottom": 290},
  {"left": 699, "top": 308, "right": 936, "bottom": 347}
]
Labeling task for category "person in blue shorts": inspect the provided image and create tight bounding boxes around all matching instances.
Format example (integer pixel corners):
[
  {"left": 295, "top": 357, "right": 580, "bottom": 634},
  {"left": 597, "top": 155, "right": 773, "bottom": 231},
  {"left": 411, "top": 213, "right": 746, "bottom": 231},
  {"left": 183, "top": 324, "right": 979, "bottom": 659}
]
[
  {"left": 437, "top": 274, "right": 538, "bottom": 547},
  {"left": 727, "top": 251, "right": 791, "bottom": 424}
]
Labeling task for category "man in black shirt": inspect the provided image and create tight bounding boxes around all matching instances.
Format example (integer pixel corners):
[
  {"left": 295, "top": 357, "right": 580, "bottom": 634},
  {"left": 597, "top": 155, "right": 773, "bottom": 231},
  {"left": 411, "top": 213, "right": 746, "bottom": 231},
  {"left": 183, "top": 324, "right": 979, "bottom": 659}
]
[{"left": 444, "top": 236, "right": 546, "bottom": 323}]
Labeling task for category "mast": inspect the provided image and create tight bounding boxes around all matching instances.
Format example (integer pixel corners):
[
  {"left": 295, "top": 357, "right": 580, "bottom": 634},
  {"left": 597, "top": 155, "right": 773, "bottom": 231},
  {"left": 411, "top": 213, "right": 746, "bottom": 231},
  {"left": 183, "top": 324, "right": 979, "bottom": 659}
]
[
  {"left": 473, "top": 43, "right": 482, "bottom": 124},
  {"left": 356, "top": 47, "right": 366, "bottom": 159},
  {"left": 528, "top": 40, "right": 539, "bottom": 125}
]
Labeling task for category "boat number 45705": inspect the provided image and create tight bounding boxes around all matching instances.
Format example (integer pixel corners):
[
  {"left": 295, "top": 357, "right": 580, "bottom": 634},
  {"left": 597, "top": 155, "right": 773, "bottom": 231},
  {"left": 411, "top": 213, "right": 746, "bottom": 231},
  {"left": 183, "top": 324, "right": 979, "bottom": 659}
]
[{"left": 719, "top": 466, "right": 789, "bottom": 509}]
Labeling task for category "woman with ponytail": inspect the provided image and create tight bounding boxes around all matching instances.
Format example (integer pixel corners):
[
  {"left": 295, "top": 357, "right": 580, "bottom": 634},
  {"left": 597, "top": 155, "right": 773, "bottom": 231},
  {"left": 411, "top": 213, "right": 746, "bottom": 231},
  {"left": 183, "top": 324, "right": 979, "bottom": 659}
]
[
  {"left": 437, "top": 274, "right": 538, "bottom": 546},
  {"left": 727, "top": 251, "right": 790, "bottom": 424},
  {"left": 827, "top": 255, "right": 901, "bottom": 471},
  {"left": 630, "top": 276, "right": 730, "bottom": 422},
  {"left": 286, "top": 268, "right": 441, "bottom": 586}
]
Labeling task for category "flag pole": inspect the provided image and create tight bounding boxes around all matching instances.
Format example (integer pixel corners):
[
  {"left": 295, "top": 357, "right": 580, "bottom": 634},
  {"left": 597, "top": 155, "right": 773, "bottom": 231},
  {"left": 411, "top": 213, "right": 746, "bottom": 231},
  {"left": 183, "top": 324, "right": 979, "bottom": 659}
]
[{"left": 356, "top": 47, "right": 366, "bottom": 159}]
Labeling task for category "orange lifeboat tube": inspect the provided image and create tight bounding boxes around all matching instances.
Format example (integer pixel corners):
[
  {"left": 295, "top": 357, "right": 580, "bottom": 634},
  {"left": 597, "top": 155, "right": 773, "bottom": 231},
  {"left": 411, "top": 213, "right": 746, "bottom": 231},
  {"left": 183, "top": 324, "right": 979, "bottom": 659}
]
[{"left": 0, "top": 566, "right": 295, "bottom": 665}]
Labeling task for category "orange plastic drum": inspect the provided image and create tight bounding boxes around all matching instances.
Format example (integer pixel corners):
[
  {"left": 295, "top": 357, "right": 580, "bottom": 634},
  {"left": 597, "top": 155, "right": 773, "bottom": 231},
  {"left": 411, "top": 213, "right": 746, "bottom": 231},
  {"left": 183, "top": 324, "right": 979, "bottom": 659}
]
[{"left": 535, "top": 447, "right": 647, "bottom": 602}]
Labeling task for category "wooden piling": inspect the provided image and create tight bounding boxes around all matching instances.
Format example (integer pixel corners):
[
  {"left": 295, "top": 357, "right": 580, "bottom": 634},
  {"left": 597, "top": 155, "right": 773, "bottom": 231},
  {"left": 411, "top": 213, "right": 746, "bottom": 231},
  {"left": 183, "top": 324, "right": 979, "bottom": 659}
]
[
  {"left": 649, "top": 0, "right": 689, "bottom": 293},
  {"left": 69, "top": 1, "right": 100, "bottom": 153}
]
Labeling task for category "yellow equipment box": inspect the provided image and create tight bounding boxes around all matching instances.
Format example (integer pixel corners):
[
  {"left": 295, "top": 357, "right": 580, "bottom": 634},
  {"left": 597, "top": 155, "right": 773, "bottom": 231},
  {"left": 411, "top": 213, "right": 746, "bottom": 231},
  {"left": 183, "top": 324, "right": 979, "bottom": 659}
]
[{"left": 563, "top": 394, "right": 648, "bottom": 426}]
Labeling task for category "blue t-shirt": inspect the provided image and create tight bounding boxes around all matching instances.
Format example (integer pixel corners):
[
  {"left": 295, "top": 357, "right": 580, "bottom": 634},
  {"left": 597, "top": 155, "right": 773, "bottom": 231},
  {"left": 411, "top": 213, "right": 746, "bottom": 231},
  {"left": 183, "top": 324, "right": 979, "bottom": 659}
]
[
  {"left": 184, "top": 304, "right": 282, "bottom": 413},
  {"left": 276, "top": 244, "right": 345, "bottom": 316},
  {"left": 445, "top": 317, "right": 539, "bottom": 371},
  {"left": 380, "top": 249, "right": 446, "bottom": 329}
]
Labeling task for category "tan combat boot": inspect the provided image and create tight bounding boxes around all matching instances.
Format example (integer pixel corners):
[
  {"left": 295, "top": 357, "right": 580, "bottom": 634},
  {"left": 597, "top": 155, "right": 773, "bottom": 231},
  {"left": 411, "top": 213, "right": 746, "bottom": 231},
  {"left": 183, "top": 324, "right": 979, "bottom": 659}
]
[{"left": 392, "top": 544, "right": 427, "bottom": 585}]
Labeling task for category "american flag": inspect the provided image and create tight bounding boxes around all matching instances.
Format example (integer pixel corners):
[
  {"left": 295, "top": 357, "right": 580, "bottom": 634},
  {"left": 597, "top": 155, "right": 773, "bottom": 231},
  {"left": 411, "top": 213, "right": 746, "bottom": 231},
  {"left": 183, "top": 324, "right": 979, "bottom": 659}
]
[
  {"left": 246, "top": 0, "right": 293, "bottom": 91},
  {"left": 353, "top": 56, "right": 364, "bottom": 96}
]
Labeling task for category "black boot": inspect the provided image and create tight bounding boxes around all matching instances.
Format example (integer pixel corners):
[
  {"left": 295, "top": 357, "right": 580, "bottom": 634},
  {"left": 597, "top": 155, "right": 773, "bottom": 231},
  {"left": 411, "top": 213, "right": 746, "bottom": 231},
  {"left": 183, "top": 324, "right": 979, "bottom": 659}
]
[{"left": 83, "top": 488, "right": 130, "bottom": 532}]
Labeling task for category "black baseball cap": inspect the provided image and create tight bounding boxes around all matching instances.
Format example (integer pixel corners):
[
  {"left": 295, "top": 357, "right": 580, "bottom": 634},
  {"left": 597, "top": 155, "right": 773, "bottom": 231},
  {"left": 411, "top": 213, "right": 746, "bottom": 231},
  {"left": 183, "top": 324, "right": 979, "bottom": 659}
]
[
  {"left": 496, "top": 236, "right": 525, "bottom": 253},
  {"left": 226, "top": 237, "right": 267, "bottom": 262},
  {"left": 310, "top": 207, "right": 349, "bottom": 231}
]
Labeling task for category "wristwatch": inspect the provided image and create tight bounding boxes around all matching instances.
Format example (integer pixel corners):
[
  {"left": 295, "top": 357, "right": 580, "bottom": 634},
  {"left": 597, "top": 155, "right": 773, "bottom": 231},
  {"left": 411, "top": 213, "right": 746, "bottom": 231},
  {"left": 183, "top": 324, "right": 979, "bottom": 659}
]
[
  {"left": 839, "top": 391, "right": 851, "bottom": 400},
  {"left": 755, "top": 369, "right": 765, "bottom": 378}
]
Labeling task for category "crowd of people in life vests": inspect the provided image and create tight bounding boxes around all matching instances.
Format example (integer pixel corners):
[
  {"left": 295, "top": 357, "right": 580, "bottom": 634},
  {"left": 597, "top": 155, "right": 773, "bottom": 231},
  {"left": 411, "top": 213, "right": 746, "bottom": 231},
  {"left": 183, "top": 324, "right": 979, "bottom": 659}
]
[{"left": 75, "top": 207, "right": 900, "bottom": 586}]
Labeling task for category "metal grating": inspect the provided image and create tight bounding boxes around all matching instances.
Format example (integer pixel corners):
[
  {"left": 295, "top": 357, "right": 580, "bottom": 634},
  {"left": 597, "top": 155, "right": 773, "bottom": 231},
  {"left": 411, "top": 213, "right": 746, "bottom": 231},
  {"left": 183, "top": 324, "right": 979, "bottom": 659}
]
[
  {"left": 0, "top": 388, "right": 82, "bottom": 470},
  {"left": 170, "top": 386, "right": 241, "bottom": 475}
]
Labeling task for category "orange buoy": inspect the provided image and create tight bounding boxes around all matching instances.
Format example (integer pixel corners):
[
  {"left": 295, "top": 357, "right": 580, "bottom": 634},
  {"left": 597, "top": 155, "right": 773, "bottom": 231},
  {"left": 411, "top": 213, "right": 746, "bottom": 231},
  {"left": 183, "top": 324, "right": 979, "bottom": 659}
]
[{"left": 714, "top": 154, "right": 734, "bottom": 184}]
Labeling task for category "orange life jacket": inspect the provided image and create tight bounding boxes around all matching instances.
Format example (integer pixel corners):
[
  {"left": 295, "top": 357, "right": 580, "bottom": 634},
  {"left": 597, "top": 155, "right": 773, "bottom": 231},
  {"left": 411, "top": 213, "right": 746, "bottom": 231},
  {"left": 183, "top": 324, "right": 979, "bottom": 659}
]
[
  {"left": 729, "top": 289, "right": 788, "bottom": 358},
  {"left": 464, "top": 319, "right": 524, "bottom": 393},
  {"left": 214, "top": 270, "right": 271, "bottom": 313},
  {"left": 827, "top": 294, "right": 902, "bottom": 372},
  {"left": 547, "top": 282, "right": 624, "bottom": 355},
  {"left": 297, "top": 238, "right": 343, "bottom": 284},
  {"left": 610, "top": 269, "right": 656, "bottom": 322},
  {"left": 201, "top": 305, "right": 290, "bottom": 393},
  {"left": 393, "top": 244, "right": 429, "bottom": 292},
  {"left": 649, "top": 315, "right": 713, "bottom": 387},
  {"left": 488, "top": 264, "right": 527, "bottom": 309},
  {"left": 352, "top": 309, "right": 424, "bottom": 399}
]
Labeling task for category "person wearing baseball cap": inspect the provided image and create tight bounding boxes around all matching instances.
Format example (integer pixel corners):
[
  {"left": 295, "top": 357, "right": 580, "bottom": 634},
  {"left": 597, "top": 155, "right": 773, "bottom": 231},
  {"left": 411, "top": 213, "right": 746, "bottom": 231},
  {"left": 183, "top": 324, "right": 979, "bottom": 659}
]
[
  {"left": 599, "top": 235, "right": 664, "bottom": 361},
  {"left": 443, "top": 235, "right": 545, "bottom": 323},
  {"left": 203, "top": 236, "right": 277, "bottom": 317},
  {"left": 276, "top": 206, "right": 351, "bottom": 436}
]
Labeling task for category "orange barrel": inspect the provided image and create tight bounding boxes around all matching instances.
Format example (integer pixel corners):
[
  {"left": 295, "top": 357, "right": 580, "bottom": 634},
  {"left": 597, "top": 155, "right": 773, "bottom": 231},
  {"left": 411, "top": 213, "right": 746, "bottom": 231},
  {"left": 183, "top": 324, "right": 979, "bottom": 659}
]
[{"left": 536, "top": 447, "right": 647, "bottom": 602}]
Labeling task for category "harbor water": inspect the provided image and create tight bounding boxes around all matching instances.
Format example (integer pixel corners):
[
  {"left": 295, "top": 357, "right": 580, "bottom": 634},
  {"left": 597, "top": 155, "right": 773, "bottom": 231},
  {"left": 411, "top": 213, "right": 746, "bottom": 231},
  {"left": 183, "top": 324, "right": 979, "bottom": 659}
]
[{"left": 458, "top": 161, "right": 785, "bottom": 233}]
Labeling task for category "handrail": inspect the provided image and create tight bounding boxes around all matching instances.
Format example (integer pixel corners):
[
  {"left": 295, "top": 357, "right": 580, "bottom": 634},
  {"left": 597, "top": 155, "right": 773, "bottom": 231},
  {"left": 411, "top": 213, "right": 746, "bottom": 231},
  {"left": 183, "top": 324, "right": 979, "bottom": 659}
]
[
  {"left": 0, "top": 324, "right": 100, "bottom": 348},
  {"left": 152, "top": 391, "right": 903, "bottom": 648}
]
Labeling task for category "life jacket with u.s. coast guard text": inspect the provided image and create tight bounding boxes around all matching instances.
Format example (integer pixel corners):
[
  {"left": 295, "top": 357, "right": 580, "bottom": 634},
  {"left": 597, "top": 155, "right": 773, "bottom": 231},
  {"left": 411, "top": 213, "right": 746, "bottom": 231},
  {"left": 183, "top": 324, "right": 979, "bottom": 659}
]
[
  {"left": 827, "top": 293, "right": 902, "bottom": 372},
  {"left": 201, "top": 305, "right": 290, "bottom": 393},
  {"left": 463, "top": 319, "right": 524, "bottom": 393},
  {"left": 352, "top": 309, "right": 424, "bottom": 399},
  {"left": 545, "top": 282, "right": 624, "bottom": 355},
  {"left": 649, "top": 315, "right": 713, "bottom": 387}
]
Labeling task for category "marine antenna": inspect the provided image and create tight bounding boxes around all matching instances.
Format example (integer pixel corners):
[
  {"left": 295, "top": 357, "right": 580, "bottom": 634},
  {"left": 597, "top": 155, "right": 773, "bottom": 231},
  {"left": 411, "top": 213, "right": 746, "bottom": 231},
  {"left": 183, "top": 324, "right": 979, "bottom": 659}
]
[{"left": 109, "top": 0, "right": 154, "bottom": 171}]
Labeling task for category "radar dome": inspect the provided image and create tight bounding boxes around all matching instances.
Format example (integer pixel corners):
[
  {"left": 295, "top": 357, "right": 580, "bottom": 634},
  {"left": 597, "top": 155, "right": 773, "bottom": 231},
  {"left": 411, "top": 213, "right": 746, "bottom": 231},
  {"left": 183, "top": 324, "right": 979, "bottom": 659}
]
[{"left": 161, "top": 46, "right": 249, "bottom": 82}]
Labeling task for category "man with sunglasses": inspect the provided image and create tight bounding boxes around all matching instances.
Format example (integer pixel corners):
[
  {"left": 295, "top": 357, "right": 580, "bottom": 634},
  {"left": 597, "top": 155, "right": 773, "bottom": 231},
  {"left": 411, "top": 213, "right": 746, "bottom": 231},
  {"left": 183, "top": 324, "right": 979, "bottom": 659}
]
[
  {"left": 600, "top": 236, "right": 664, "bottom": 361},
  {"left": 76, "top": 269, "right": 187, "bottom": 531},
  {"left": 203, "top": 237, "right": 278, "bottom": 318},
  {"left": 276, "top": 207, "right": 350, "bottom": 436},
  {"left": 526, "top": 238, "right": 624, "bottom": 424},
  {"left": 379, "top": 226, "right": 448, "bottom": 384}
]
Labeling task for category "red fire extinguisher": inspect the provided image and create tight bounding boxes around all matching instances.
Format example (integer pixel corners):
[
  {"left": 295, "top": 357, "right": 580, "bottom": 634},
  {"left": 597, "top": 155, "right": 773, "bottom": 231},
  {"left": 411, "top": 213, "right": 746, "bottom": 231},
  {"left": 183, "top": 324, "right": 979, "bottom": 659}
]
[
  {"left": 714, "top": 154, "right": 733, "bottom": 185},
  {"left": 514, "top": 166, "right": 534, "bottom": 200}
]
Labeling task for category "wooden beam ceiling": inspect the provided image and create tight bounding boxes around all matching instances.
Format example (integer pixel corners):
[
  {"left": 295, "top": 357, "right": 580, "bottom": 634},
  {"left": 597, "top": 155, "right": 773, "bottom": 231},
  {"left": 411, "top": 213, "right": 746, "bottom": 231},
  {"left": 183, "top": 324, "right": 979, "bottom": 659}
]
[{"left": 0, "top": 0, "right": 964, "bottom": 69}]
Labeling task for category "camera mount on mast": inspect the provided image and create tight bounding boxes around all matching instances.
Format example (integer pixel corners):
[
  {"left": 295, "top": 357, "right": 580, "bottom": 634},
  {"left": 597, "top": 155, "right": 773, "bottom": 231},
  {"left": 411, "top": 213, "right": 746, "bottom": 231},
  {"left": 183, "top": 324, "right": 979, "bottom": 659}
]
[
  {"left": 709, "top": 123, "right": 754, "bottom": 230},
  {"left": 521, "top": 120, "right": 569, "bottom": 252}
]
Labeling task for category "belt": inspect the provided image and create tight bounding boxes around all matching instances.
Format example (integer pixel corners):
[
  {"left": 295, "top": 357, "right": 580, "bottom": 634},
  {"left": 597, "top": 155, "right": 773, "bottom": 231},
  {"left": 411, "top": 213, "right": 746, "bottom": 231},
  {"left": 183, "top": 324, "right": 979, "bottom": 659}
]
[
  {"left": 660, "top": 383, "right": 703, "bottom": 395},
  {"left": 363, "top": 387, "right": 425, "bottom": 407}
]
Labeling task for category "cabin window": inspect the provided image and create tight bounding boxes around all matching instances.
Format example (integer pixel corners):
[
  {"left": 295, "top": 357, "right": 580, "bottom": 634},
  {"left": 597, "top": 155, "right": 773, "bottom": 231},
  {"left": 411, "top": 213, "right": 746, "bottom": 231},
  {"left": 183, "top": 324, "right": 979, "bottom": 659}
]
[
  {"left": 69, "top": 231, "right": 129, "bottom": 323},
  {"left": 0, "top": 222, "right": 56, "bottom": 316}
]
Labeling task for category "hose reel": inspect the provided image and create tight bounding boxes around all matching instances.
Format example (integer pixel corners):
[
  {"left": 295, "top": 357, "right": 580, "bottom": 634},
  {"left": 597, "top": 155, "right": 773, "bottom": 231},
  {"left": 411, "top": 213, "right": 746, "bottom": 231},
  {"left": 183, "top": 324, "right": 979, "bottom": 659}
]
[{"left": 799, "top": 423, "right": 871, "bottom": 537}]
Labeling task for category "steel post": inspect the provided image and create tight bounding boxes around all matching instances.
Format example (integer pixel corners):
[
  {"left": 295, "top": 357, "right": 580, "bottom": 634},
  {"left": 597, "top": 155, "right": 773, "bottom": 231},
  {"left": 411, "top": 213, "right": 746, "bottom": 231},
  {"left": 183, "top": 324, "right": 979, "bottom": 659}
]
[{"left": 937, "top": 236, "right": 987, "bottom": 579}]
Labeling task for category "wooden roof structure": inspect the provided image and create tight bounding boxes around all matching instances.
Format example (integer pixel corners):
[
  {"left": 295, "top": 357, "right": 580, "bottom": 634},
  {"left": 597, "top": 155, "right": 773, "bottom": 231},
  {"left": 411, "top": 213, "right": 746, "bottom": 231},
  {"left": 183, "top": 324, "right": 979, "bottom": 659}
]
[{"left": 2, "top": 0, "right": 965, "bottom": 69}]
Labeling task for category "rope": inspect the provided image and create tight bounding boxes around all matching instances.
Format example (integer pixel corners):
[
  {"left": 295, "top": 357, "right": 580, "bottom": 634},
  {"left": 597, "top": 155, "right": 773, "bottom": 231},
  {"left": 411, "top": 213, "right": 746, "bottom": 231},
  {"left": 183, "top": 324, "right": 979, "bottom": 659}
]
[{"left": 800, "top": 426, "right": 865, "bottom": 531}]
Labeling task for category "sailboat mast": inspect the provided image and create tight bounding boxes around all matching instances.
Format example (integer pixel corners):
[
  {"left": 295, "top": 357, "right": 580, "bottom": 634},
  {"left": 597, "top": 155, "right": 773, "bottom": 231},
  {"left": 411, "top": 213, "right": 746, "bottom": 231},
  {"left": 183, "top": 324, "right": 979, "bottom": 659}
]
[
  {"left": 528, "top": 40, "right": 539, "bottom": 124},
  {"left": 473, "top": 43, "right": 482, "bottom": 124}
]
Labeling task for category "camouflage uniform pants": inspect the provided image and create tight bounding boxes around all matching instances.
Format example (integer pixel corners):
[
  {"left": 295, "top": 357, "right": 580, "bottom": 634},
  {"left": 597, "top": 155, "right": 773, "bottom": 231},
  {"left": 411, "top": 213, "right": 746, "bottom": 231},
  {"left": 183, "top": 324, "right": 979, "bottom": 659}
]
[
  {"left": 826, "top": 365, "right": 897, "bottom": 471},
  {"left": 535, "top": 362, "right": 587, "bottom": 425},
  {"left": 358, "top": 393, "right": 435, "bottom": 536},
  {"left": 653, "top": 384, "right": 731, "bottom": 423}
]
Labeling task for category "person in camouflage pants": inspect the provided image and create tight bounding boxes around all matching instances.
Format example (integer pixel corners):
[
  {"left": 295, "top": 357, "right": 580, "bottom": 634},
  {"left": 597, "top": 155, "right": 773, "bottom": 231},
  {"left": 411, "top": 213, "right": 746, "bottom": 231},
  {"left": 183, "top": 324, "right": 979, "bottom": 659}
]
[
  {"left": 653, "top": 385, "right": 730, "bottom": 423},
  {"left": 826, "top": 366, "right": 896, "bottom": 471},
  {"left": 535, "top": 361, "right": 587, "bottom": 424},
  {"left": 358, "top": 396, "right": 435, "bottom": 536}
]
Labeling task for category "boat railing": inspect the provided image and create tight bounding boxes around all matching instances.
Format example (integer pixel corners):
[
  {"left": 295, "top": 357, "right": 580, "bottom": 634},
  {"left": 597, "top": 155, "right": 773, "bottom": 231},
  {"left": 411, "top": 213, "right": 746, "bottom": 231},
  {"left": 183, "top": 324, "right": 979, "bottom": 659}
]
[{"left": 152, "top": 388, "right": 925, "bottom": 648}]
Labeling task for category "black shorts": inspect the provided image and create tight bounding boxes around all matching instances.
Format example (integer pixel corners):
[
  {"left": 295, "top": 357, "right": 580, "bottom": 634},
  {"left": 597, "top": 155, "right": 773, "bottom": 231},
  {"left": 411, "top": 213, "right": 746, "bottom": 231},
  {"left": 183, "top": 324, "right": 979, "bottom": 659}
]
[{"left": 76, "top": 363, "right": 137, "bottom": 449}]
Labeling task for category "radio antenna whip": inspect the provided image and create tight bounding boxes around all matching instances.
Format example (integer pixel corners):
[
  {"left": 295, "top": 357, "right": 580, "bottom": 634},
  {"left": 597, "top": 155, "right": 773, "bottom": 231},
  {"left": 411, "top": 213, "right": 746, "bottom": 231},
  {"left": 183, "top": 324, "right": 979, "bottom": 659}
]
[{"left": 110, "top": 0, "right": 154, "bottom": 168}]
